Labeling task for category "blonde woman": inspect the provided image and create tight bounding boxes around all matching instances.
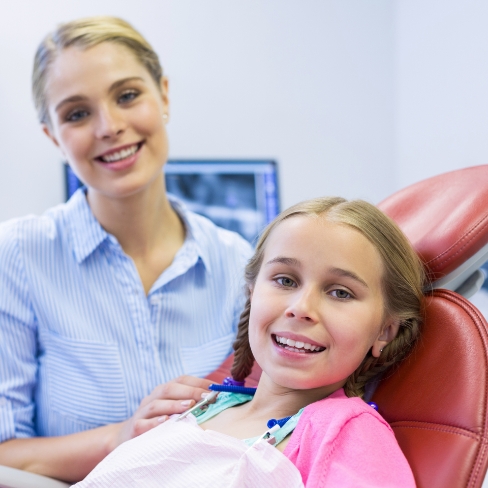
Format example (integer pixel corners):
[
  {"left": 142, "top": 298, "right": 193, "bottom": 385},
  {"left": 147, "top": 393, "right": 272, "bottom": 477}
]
[{"left": 0, "top": 16, "right": 251, "bottom": 482}]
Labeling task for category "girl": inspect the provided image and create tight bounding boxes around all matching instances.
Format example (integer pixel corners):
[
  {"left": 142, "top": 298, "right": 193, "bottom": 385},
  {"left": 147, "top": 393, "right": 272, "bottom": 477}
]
[
  {"left": 75, "top": 196, "right": 424, "bottom": 487},
  {"left": 0, "top": 16, "right": 252, "bottom": 482}
]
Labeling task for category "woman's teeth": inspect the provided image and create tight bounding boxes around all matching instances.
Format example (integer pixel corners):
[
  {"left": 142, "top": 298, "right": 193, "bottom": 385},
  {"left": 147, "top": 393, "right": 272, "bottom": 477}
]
[
  {"left": 100, "top": 144, "right": 139, "bottom": 162},
  {"left": 274, "top": 335, "right": 325, "bottom": 353}
]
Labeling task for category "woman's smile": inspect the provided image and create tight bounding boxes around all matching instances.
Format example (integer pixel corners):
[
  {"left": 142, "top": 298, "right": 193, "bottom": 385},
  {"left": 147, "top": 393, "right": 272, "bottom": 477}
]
[
  {"left": 43, "top": 42, "right": 169, "bottom": 200},
  {"left": 93, "top": 141, "right": 144, "bottom": 171}
]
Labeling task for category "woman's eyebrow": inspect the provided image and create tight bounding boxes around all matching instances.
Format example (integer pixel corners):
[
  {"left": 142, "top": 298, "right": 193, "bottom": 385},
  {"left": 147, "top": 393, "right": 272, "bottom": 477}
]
[
  {"left": 55, "top": 77, "right": 145, "bottom": 112},
  {"left": 265, "top": 256, "right": 301, "bottom": 267},
  {"left": 329, "top": 267, "right": 369, "bottom": 288}
]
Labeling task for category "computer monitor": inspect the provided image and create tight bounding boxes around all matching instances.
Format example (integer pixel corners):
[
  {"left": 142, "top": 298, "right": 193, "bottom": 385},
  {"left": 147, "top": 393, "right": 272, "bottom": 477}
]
[{"left": 64, "top": 159, "right": 280, "bottom": 244}]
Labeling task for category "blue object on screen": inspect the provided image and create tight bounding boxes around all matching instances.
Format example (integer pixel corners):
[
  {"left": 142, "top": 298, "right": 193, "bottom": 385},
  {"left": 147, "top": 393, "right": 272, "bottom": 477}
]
[{"left": 64, "top": 160, "right": 280, "bottom": 244}]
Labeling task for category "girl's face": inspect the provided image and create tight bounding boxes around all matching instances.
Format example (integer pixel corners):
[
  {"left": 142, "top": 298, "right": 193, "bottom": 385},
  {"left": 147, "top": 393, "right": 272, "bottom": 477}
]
[
  {"left": 248, "top": 215, "right": 398, "bottom": 395},
  {"left": 43, "top": 42, "right": 169, "bottom": 199}
]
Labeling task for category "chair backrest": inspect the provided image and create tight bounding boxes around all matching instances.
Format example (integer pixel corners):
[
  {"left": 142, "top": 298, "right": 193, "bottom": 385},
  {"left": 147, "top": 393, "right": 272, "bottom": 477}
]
[
  {"left": 371, "top": 289, "right": 488, "bottom": 488},
  {"left": 374, "top": 164, "right": 488, "bottom": 488}
]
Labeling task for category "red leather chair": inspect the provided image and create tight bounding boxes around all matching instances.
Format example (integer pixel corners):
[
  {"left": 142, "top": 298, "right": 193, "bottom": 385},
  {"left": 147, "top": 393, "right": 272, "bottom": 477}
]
[{"left": 208, "top": 164, "right": 488, "bottom": 488}]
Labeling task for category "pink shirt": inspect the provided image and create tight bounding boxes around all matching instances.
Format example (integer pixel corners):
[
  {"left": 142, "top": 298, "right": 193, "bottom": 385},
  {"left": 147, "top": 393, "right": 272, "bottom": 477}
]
[{"left": 284, "top": 389, "right": 416, "bottom": 487}]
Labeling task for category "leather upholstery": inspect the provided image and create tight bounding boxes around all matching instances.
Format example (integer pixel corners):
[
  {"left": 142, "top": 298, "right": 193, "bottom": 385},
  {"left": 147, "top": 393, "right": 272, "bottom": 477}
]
[
  {"left": 378, "top": 165, "right": 488, "bottom": 280},
  {"left": 372, "top": 289, "right": 488, "bottom": 488}
]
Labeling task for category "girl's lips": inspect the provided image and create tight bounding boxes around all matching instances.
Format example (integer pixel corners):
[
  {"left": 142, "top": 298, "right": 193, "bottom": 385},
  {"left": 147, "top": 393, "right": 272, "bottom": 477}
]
[
  {"left": 272, "top": 331, "right": 326, "bottom": 349},
  {"left": 272, "top": 333, "right": 326, "bottom": 356}
]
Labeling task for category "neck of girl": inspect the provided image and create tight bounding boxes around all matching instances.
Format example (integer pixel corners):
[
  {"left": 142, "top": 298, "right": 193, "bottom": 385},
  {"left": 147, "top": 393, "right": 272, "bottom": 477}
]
[{"left": 241, "top": 372, "right": 346, "bottom": 422}]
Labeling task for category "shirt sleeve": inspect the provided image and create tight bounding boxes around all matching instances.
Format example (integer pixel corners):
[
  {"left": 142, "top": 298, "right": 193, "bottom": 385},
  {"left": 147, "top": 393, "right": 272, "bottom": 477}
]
[
  {"left": 0, "top": 222, "right": 38, "bottom": 442},
  {"left": 311, "top": 413, "right": 416, "bottom": 488}
]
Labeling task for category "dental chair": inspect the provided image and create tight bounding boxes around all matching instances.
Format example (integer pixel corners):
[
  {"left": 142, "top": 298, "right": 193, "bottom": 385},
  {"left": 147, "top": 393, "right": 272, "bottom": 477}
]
[
  {"left": 1, "top": 165, "right": 487, "bottom": 488},
  {"left": 209, "top": 165, "right": 488, "bottom": 488}
]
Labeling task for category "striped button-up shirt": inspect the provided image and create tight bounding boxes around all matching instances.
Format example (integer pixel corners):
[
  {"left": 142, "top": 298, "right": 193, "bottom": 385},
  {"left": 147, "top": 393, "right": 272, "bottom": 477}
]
[{"left": 0, "top": 190, "right": 252, "bottom": 441}]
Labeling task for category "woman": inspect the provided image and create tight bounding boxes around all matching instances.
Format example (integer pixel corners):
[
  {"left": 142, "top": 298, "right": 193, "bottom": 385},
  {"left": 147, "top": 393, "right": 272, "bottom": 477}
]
[{"left": 0, "top": 16, "right": 252, "bottom": 483}]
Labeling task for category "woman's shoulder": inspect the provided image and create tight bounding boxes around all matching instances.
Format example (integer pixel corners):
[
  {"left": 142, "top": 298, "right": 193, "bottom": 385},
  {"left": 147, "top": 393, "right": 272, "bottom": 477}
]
[
  {"left": 0, "top": 197, "right": 79, "bottom": 257},
  {"left": 171, "top": 197, "right": 253, "bottom": 258}
]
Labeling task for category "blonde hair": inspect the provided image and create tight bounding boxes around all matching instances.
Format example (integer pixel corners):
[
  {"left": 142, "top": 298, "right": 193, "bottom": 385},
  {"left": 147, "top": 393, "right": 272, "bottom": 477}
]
[
  {"left": 231, "top": 197, "right": 426, "bottom": 398},
  {"left": 32, "top": 16, "right": 163, "bottom": 125}
]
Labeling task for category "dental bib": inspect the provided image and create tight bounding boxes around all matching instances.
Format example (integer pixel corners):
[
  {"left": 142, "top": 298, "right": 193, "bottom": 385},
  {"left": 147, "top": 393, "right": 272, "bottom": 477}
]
[{"left": 74, "top": 414, "right": 304, "bottom": 488}]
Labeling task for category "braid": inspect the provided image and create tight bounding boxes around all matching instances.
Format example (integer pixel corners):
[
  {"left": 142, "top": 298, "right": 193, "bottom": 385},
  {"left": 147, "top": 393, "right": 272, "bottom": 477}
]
[
  {"left": 230, "top": 296, "right": 255, "bottom": 382},
  {"left": 343, "top": 317, "right": 420, "bottom": 398}
]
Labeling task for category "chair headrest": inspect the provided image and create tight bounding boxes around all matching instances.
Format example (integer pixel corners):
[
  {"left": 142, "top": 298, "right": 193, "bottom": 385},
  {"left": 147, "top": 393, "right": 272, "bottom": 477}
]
[{"left": 378, "top": 165, "right": 488, "bottom": 296}]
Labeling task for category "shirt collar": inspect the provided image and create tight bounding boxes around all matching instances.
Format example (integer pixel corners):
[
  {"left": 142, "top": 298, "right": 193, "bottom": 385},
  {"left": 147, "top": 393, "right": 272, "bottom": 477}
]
[
  {"left": 66, "top": 189, "right": 212, "bottom": 272},
  {"left": 66, "top": 189, "right": 110, "bottom": 264}
]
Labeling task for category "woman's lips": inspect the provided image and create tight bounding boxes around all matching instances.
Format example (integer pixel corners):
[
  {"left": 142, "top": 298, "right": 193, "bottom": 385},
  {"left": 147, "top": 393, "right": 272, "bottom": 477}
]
[
  {"left": 94, "top": 142, "right": 144, "bottom": 171},
  {"left": 94, "top": 141, "right": 143, "bottom": 163}
]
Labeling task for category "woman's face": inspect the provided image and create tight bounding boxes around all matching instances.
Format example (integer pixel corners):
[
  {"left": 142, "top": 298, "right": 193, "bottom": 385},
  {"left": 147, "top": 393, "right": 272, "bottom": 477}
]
[
  {"left": 43, "top": 42, "right": 169, "bottom": 199},
  {"left": 248, "top": 215, "right": 398, "bottom": 395}
]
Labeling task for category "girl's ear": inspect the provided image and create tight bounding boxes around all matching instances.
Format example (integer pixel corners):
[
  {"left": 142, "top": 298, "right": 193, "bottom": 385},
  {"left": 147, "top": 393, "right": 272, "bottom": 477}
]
[
  {"left": 248, "top": 285, "right": 254, "bottom": 301},
  {"left": 371, "top": 319, "right": 401, "bottom": 358}
]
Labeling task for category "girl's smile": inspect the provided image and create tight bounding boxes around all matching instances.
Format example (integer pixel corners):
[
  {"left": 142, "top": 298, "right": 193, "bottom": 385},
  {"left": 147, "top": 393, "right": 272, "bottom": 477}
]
[{"left": 248, "top": 215, "right": 398, "bottom": 396}]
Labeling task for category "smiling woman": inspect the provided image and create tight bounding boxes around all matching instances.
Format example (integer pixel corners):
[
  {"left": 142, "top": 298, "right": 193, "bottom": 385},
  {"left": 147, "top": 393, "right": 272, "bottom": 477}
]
[{"left": 0, "top": 16, "right": 252, "bottom": 483}]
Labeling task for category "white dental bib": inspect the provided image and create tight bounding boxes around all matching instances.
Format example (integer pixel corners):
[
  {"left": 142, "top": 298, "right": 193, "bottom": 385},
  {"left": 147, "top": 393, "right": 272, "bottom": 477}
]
[{"left": 74, "top": 414, "right": 305, "bottom": 488}]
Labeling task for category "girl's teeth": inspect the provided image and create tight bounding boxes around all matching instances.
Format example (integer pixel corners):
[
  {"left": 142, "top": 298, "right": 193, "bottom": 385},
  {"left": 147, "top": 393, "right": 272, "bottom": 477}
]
[{"left": 275, "top": 335, "right": 324, "bottom": 352}]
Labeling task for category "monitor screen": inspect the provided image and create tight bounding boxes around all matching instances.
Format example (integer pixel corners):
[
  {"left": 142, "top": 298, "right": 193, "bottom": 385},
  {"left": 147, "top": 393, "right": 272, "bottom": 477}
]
[{"left": 64, "top": 159, "right": 280, "bottom": 244}]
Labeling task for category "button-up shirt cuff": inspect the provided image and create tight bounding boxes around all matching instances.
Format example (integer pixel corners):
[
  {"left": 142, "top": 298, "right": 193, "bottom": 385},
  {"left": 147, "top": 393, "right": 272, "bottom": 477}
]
[{"left": 0, "top": 398, "right": 15, "bottom": 443}]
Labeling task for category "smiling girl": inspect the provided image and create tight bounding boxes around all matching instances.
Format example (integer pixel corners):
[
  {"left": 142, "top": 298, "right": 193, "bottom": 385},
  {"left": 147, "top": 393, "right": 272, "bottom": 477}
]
[
  {"left": 0, "top": 17, "right": 251, "bottom": 482},
  {"left": 75, "top": 197, "right": 424, "bottom": 487}
]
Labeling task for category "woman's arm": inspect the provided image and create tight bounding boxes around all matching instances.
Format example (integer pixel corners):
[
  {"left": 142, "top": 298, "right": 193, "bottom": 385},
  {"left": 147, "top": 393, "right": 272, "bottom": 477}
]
[{"left": 0, "top": 375, "right": 212, "bottom": 483}]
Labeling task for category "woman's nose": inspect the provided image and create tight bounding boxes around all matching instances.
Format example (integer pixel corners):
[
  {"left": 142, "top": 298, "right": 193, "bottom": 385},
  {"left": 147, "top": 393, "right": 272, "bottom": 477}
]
[
  {"left": 94, "top": 106, "right": 126, "bottom": 139},
  {"left": 284, "top": 289, "right": 319, "bottom": 323}
]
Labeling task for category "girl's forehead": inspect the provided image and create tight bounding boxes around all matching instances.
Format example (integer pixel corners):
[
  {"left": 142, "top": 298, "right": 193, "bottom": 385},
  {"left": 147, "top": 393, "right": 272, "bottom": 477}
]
[{"left": 262, "top": 215, "right": 384, "bottom": 284}]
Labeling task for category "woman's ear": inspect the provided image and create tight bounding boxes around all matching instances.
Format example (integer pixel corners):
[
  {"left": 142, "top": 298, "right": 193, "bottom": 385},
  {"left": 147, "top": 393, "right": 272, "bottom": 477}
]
[
  {"left": 42, "top": 124, "right": 60, "bottom": 149},
  {"left": 248, "top": 285, "right": 254, "bottom": 302},
  {"left": 160, "top": 76, "right": 170, "bottom": 121},
  {"left": 372, "top": 319, "right": 401, "bottom": 358}
]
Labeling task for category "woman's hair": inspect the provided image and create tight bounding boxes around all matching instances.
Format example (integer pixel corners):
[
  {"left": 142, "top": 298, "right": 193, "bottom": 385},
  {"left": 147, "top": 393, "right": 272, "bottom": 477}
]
[
  {"left": 32, "top": 16, "right": 163, "bottom": 125},
  {"left": 231, "top": 196, "right": 426, "bottom": 398}
]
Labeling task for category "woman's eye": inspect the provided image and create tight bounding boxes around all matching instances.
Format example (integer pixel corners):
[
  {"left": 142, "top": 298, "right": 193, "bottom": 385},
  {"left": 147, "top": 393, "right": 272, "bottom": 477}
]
[
  {"left": 276, "top": 277, "right": 296, "bottom": 288},
  {"left": 118, "top": 90, "right": 139, "bottom": 104},
  {"left": 330, "top": 289, "right": 352, "bottom": 299},
  {"left": 66, "top": 109, "right": 89, "bottom": 122}
]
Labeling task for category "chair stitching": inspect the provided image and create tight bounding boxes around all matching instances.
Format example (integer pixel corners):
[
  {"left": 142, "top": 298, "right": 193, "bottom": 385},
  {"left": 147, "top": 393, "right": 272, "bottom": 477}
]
[
  {"left": 426, "top": 214, "right": 488, "bottom": 270},
  {"left": 390, "top": 422, "right": 480, "bottom": 441}
]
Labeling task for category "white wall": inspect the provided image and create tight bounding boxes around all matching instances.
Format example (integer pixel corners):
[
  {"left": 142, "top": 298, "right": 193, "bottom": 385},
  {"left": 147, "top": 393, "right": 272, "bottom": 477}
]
[
  {"left": 0, "top": 0, "right": 396, "bottom": 222},
  {"left": 395, "top": 0, "right": 488, "bottom": 189}
]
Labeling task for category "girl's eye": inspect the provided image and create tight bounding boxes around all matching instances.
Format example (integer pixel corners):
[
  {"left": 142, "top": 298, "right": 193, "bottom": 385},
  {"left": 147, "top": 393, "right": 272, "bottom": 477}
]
[
  {"left": 330, "top": 289, "right": 352, "bottom": 300},
  {"left": 276, "top": 277, "right": 297, "bottom": 288},
  {"left": 66, "top": 109, "right": 89, "bottom": 122},
  {"left": 118, "top": 90, "right": 139, "bottom": 104}
]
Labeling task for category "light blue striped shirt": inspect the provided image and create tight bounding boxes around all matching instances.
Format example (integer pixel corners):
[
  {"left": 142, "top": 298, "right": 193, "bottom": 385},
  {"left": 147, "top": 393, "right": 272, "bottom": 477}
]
[{"left": 0, "top": 189, "right": 252, "bottom": 442}]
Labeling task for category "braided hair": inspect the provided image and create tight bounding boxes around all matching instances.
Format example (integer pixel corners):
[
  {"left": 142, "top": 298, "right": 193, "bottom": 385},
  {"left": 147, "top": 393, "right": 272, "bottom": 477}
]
[{"left": 231, "top": 197, "right": 425, "bottom": 398}]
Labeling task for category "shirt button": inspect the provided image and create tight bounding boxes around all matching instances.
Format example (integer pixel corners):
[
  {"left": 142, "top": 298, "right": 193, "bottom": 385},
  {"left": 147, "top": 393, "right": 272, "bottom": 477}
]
[{"left": 149, "top": 295, "right": 161, "bottom": 305}]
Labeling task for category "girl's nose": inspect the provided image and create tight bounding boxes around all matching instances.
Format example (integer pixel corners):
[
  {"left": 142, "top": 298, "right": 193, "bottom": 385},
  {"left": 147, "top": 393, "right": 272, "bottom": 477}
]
[
  {"left": 284, "top": 289, "right": 319, "bottom": 324},
  {"left": 95, "top": 106, "right": 126, "bottom": 139}
]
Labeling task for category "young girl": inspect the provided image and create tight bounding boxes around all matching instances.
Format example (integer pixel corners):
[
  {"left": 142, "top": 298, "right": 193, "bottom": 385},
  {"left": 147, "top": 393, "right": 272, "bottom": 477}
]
[{"left": 74, "top": 196, "right": 424, "bottom": 487}]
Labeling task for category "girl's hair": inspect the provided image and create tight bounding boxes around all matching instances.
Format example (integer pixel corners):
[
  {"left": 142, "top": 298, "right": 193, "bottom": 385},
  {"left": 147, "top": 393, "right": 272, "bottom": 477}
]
[
  {"left": 231, "top": 196, "right": 426, "bottom": 398},
  {"left": 32, "top": 16, "right": 163, "bottom": 125}
]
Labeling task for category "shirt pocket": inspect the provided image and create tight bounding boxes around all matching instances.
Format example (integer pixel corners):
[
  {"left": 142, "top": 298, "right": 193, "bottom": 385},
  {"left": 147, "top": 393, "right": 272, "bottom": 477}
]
[
  {"left": 42, "top": 330, "right": 128, "bottom": 427},
  {"left": 180, "top": 332, "right": 235, "bottom": 377}
]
